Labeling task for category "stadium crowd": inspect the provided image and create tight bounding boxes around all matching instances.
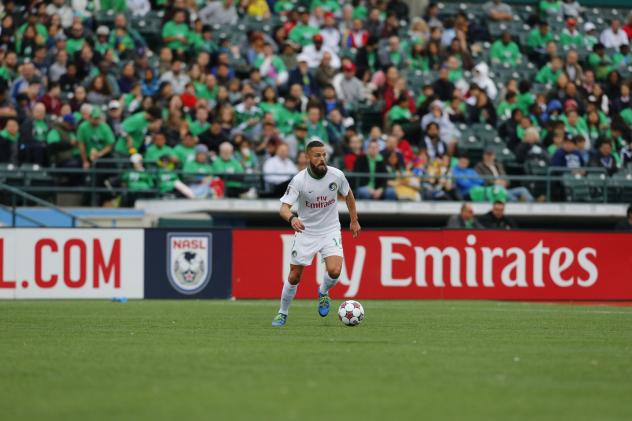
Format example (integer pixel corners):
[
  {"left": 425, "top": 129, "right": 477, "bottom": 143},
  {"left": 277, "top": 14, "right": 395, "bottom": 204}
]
[{"left": 0, "top": 0, "right": 631, "bottom": 205}]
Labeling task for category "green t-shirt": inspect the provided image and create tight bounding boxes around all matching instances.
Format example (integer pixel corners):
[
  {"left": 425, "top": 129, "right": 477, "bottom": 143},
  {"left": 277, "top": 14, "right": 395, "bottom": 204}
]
[
  {"left": 211, "top": 158, "right": 244, "bottom": 188},
  {"left": 274, "top": 0, "right": 294, "bottom": 13},
  {"left": 497, "top": 101, "right": 518, "bottom": 120},
  {"left": 306, "top": 120, "right": 329, "bottom": 143},
  {"left": 195, "top": 81, "right": 218, "bottom": 100},
  {"left": 66, "top": 37, "right": 87, "bottom": 56},
  {"left": 259, "top": 101, "right": 285, "bottom": 122},
  {"left": 621, "top": 108, "right": 632, "bottom": 126},
  {"left": 388, "top": 105, "right": 412, "bottom": 123},
  {"left": 77, "top": 121, "right": 115, "bottom": 152},
  {"left": 352, "top": 5, "right": 368, "bottom": 20},
  {"left": 100, "top": 0, "right": 127, "bottom": 12},
  {"left": 310, "top": 0, "right": 341, "bottom": 13},
  {"left": 173, "top": 144, "right": 196, "bottom": 166},
  {"left": 366, "top": 154, "right": 383, "bottom": 189},
  {"left": 162, "top": 21, "right": 190, "bottom": 50},
  {"left": 183, "top": 160, "right": 214, "bottom": 176},
  {"left": 276, "top": 107, "right": 305, "bottom": 134},
  {"left": 535, "top": 64, "right": 562, "bottom": 85},
  {"left": 31, "top": 120, "right": 48, "bottom": 143},
  {"left": 490, "top": 40, "right": 521, "bottom": 66},
  {"left": 189, "top": 120, "right": 210, "bottom": 136},
  {"left": 539, "top": 0, "right": 561, "bottom": 16},
  {"left": 560, "top": 114, "right": 589, "bottom": 138},
  {"left": 584, "top": 35, "right": 598, "bottom": 50},
  {"left": 560, "top": 30, "right": 583, "bottom": 48},
  {"left": 0, "top": 129, "right": 18, "bottom": 142},
  {"left": 144, "top": 144, "right": 175, "bottom": 163},
  {"left": 527, "top": 28, "right": 553, "bottom": 51},
  {"left": 115, "top": 112, "right": 150, "bottom": 154},
  {"left": 235, "top": 105, "right": 264, "bottom": 136},
  {"left": 123, "top": 170, "right": 154, "bottom": 191},
  {"left": 409, "top": 55, "right": 429, "bottom": 72},
  {"left": 588, "top": 52, "right": 613, "bottom": 80},
  {"left": 108, "top": 31, "right": 135, "bottom": 54},
  {"left": 47, "top": 128, "right": 80, "bottom": 156},
  {"left": 289, "top": 24, "right": 319, "bottom": 47},
  {"left": 157, "top": 171, "right": 179, "bottom": 193},
  {"left": 16, "top": 23, "right": 48, "bottom": 52},
  {"left": 254, "top": 55, "right": 287, "bottom": 84},
  {"left": 517, "top": 92, "right": 535, "bottom": 114}
]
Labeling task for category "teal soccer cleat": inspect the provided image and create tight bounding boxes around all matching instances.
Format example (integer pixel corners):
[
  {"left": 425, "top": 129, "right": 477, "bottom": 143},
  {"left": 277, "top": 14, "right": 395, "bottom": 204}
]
[
  {"left": 318, "top": 291, "right": 330, "bottom": 317},
  {"left": 271, "top": 313, "right": 287, "bottom": 327}
]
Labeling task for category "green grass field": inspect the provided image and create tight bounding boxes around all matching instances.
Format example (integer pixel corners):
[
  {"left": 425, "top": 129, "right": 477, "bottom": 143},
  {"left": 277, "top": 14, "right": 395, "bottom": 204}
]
[{"left": 1, "top": 300, "right": 631, "bottom": 421}]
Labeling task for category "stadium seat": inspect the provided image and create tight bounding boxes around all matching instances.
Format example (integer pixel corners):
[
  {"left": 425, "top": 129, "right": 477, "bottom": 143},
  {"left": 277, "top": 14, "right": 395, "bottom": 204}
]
[
  {"left": 563, "top": 173, "right": 592, "bottom": 203},
  {"left": 607, "top": 172, "right": 632, "bottom": 203}
]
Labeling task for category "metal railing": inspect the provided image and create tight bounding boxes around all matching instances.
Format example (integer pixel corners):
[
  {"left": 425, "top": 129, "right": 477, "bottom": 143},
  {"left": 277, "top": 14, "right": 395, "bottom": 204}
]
[
  {"left": 0, "top": 161, "right": 630, "bottom": 206},
  {"left": 0, "top": 182, "right": 99, "bottom": 227}
]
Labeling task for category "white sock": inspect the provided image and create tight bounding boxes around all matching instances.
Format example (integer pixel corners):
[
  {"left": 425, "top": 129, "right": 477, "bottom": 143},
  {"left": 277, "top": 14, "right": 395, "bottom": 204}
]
[
  {"left": 319, "top": 273, "right": 338, "bottom": 295},
  {"left": 278, "top": 282, "right": 298, "bottom": 315}
]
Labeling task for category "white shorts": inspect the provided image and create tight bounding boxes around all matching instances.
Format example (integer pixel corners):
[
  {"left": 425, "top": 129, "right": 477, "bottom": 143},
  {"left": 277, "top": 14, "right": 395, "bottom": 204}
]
[{"left": 290, "top": 231, "right": 343, "bottom": 266}]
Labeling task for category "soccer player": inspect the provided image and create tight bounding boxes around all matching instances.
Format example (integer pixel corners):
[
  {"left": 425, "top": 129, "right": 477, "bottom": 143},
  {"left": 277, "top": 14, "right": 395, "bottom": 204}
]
[{"left": 272, "top": 138, "right": 360, "bottom": 326}]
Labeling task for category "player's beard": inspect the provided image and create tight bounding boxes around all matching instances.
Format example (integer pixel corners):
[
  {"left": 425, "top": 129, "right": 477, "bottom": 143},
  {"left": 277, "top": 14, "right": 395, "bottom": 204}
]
[{"left": 309, "top": 161, "right": 327, "bottom": 177}]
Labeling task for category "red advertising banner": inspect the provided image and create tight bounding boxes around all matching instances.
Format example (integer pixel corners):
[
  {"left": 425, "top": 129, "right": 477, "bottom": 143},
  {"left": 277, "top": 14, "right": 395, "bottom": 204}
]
[{"left": 232, "top": 229, "right": 632, "bottom": 300}]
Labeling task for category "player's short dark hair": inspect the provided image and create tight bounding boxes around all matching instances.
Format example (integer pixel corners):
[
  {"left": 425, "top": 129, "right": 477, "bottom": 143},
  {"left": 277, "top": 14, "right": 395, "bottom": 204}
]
[
  {"left": 627, "top": 204, "right": 632, "bottom": 218},
  {"left": 306, "top": 140, "right": 325, "bottom": 152}
]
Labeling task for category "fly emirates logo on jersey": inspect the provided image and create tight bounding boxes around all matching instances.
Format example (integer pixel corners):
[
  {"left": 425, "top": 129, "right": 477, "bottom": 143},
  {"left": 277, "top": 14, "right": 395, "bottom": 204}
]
[
  {"left": 279, "top": 231, "right": 620, "bottom": 300},
  {"left": 305, "top": 195, "right": 336, "bottom": 209}
]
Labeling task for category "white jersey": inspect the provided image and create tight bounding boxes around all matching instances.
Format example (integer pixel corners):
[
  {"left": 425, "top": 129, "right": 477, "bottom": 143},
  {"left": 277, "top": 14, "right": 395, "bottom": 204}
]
[{"left": 280, "top": 166, "right": 350, "bottom": 236}]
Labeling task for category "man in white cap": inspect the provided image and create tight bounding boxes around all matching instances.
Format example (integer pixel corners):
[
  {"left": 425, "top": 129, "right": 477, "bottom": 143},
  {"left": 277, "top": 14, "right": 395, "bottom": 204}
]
[{"left": 583, "top": 22, "right": 599, "bottom": 50}]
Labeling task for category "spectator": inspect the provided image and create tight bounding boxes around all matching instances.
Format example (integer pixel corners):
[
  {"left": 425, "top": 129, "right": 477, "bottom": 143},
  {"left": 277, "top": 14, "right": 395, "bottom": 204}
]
[
  {"left": 344, "top": 134, "right": 363, "bottom": 171},
  {"left": 475, "top": 147, "right": 535, "bottom": 202},
  {"left": 551, "top": 136, "right": 585, "bottom": 169},
  {"left": 162, "top": 9, "right": 190, "bottom": 53},
  {"left": 173, "top": 132, "right": 199, "bottom": 167},
  {"left": 302, "top": 34, "right": 341, "bottom": 69},
  {"left": 452, "top": 154, "right": 485, "bottom": 200},
  {"left": 160, "top": 60, "right": 191, "bottom": 95},
  {"left": 483, "top": 0, "right": 513, "bottom": 21},
  {"left": 516, "top": 127, "right": 548, "bottom": 164},
  {"left": 615, "top": 204, "right": 632, "bottom": 231},
  {"left": 288, "top": 55, "right": 317, "bottom": 97},
  {"left": 472, "top": 62, "right": 498, "bottom": 100},
  {"left": 334, "top": 62, "right": 364, "bottom": 106},
  {"left": 527, "top": 21, "right": 553, "bottom": 65},
  {"left": 589, "top": 138, "right": 618, "bottom": 176},
  {"left": 212, "top": 142, "right": 252, "bottom": 198},
  {"left": 379, "top": 36, "right": 406, "bottom": 70},
  {"left": 19, "top": 102, "right": 48, "bottom": 165},
  {"left": 114, "top": 107, "right": 163, "bottom": 157},
  {"left": 479, "top": 201, "right": 517, "bottom": 229},
  {"left": 0, "top": 118, "right": 19, "bottom": 164},
  {"left": 600, "top": 19, "right": 629, "bottom": 50},
  {"left": 446, "top": 203, "right": 484, "bottom": 228},
  {"left": 353, "top": 140, "right": 396, "bottom": 200},
  {"left": 183, "top": 144, "right": 215, "bottom": 198},
  {"left": 422, "top": 122, "right": 448, "bottom": 160},
  {"left": 560, "top": 18, "right": 582, "bottom": 48},
  {"left": 199, "top": 0, "right": 238, "bottom": 26},
  {"left": 144, "top": 132, "right": 176, "bottom": 164},
  {"left": 490, "top": 32, "right": 522, "bottom": 67},
  {"left": 263, "top": 143, "right": 297, "bottom": 196},
  {"left": 46, "top": 0, "right": 74, "bottom": 28},
  {"left": 77, "top": 107, "right": 115, "bottom": 169}
]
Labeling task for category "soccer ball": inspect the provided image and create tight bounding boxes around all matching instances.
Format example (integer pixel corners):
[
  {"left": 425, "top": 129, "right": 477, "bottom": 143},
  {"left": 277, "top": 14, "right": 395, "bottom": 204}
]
[{"left": 338, "top": 300, "right": 364, "bottom": 326}]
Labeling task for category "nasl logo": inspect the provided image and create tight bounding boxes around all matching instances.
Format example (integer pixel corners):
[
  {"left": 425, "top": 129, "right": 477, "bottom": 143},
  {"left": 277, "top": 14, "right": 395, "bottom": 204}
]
[{"left": 167, "top": 233, "right": 212, "bottom": 295}]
